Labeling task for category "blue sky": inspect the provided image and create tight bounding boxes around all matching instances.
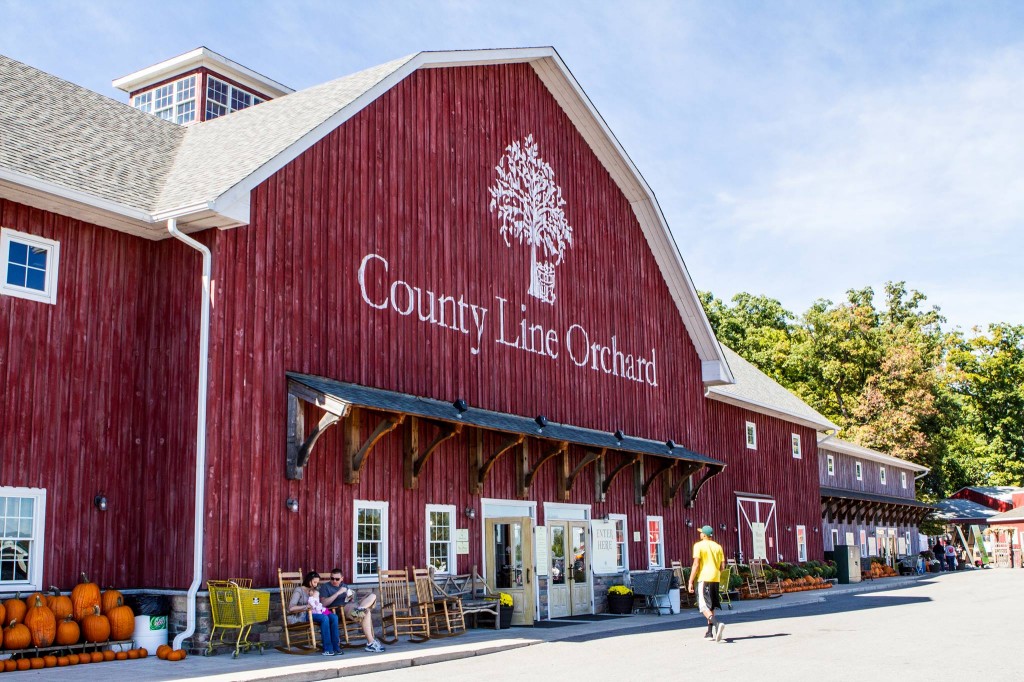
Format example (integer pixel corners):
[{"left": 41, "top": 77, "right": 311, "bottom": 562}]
[{"left": 3, "top": 1, "right": 1021, "bottom": 333}]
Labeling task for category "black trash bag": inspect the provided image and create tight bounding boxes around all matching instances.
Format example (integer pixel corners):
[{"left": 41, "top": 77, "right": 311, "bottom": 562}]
[
  {"left": 669, "top": 575, "right": 680, "bottom": 589},
  {"left": 126, "top": 594, "right": 170, "bottom": 616}
]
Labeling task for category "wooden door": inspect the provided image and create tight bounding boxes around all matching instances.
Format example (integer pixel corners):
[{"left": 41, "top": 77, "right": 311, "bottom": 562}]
[
  {"left": 485, "top": 517, "right": 535, "bottom": 625},
  {"left": 568, "top": 521, "right": 592, "bottom": 616},
  {"left": 547, "top": 522, "right": 570, "bottom": 618}
]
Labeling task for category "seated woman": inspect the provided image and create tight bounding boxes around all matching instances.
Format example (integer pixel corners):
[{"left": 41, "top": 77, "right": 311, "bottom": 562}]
[
  {"left": 319, "top": 568, "right": 386, "bottom": 653},
  {"left": 287, "top": 571, "right": 341, "bottom": 656}
]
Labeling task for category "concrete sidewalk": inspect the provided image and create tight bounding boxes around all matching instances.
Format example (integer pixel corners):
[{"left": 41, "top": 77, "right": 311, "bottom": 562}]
[{"left": 11, "top": 573, "right": 942, "bottom": 681}]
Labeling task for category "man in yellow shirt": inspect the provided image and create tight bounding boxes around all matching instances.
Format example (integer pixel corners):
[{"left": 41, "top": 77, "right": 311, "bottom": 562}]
[{"left": 688, "top": 525, "right": 726, "bottom": 641}]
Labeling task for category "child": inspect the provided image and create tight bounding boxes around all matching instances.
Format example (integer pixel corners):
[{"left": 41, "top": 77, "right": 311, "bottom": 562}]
[{"left": 307, "top": 587, "right": 329, "bottom": 616}]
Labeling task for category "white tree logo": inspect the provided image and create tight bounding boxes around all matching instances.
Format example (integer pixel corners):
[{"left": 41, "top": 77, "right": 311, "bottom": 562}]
[{"left": 488, "top": 134, "right": 574, "bottom": 305}]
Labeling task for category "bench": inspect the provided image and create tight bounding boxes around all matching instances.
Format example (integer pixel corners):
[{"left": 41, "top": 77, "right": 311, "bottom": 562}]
[{"left": 434, "top": 567, "right": 501, "bottom": 629}]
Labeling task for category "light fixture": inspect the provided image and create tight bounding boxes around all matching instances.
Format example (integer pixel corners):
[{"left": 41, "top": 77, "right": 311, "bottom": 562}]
[
  {"left": 666, "top": 439, "right": 676, "bottom": 451},
  {"left": 464, "top": 506, "right": 476, "bottom": 520},
  {"left": 613, "top": 429, "right": 624, "bottom": 442},
  {"left": 94, "top": 495, "right": 108, "bottom": 512},
  {"left": 813, "top": 527, "right": 819, "bottom": 533},
  {"left": 719, "top": 524, "right": 727, "bottom": 531},
  {"left": 535, "top": 415, "right": 548, "bottom": 429},
  {"left": 786, "top": 525, "right": 792, "bottom": 532},
  {"left": 685, "top": 519, "right": 694, "bottom": 528},
  {"left": 286, "top": 498, "right": 299, "bottom": 513},
  {"left": 453, "top": 398, "right": 468, "bottom": 414}
]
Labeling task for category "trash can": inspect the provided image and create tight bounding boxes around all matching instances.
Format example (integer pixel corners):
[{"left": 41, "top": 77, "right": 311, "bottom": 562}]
[{"left": 126, "top": 595, "right": 170, "bottom": 651}]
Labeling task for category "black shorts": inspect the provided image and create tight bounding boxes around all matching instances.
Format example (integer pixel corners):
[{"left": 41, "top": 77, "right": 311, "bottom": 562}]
[{"left": 698, "top": 581, "right": 721, "bottom": 612}]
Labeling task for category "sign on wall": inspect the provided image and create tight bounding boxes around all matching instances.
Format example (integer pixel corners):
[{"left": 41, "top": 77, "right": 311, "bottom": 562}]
[
  {"left": 751, "top": 522, "right": 767, "bottom": 560},
  {"left": 456, "top": 528, "right": 469, "bottom": 555},
  {"left": 535, "top": 526, "right": 548, "bottom": 576},
  {"left": 591, "top": 520, "right": 619, "bottom": 574}
]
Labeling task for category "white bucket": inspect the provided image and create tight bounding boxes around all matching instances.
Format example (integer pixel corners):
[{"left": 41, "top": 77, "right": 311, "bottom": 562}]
[{"left": 132, "top": 614, "right": 168, "bottom": 651}]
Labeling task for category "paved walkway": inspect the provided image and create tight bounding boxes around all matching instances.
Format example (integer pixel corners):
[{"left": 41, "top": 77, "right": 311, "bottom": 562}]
[{"left": 8, "top": 572, "right": 944, "bottom": 681}]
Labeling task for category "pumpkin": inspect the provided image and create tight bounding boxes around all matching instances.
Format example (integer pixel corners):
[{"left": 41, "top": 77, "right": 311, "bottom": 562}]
[
  {"left": 3, "top": 595, "right": 26, "bottom": 624},
  {"left": 138, "top": 647, "right": 148, "bottom": 658},
  {"left": 167, "top": 649, "right": 187, "bottom": 661},
  {"left": 81, "top": 605, "right": 110, "bottom": 643},
  {"left": 29, "top": 657, "right": 44, "bottom": 670},
  {"left": 47, "top": 586, "right": 74, "bottom": 619},
  {"left": 101, "top": 588, "right": 124, "bottom": 615},
  {"left": 2, "top": 660, "right": 15, "bottom": 672},
  {"left": 71, "top": 572, "right": 101, "bottom": 621},
  {"left": 156, "top": 644, "right": 172, "bottom": 659},
  {"left": 76, "top": 652, "right": 91, "bottom": 664},
  {"left": 66, "top": 654, "right": 79, "bottom": 665},
  {"left": 15, "top": 659, "right": 29, "bottom": 672},
  {"left": 107, "top": 598, "right": 135, "bottom": 640},
  {"left": 115, "top": 651, "right": 128, "bottom": 661},
  {"left": 3, "top": 620, "right": 31, "bottom": 649},
  {"left": 57, "top": 656, "right": 70, "bottom": 666},
  {"left": 89, "top": 651, "right": 103, "bottom": 663},
  {"left": 127, "top": 649, "right": 139, "bottom": 659},
  {"left": 43, "top": 654, "right": 57, "bottom": 667},
  {"left": 102, "top": 650, "right": 115, "bottom": 661},
  {"left": 55, "top": 615, "right": 80, "bottom": 645},
  {"left": 25, "top": 594, "right": 56, "bottom": 647},
  {"left": 0, "top": 600, "right": 5, "bottom": 625}
]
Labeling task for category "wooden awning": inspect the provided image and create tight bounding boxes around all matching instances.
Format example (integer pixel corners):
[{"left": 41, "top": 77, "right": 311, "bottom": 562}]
[
  {"left": 820, "top": 486, "right": 934, "bottom": 526},
  {"left": 285, "top": 372, "right": 724, "bottom": 506}
]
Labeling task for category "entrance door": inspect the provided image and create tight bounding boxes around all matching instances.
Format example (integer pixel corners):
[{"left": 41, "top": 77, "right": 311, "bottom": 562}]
[
  {"left": 737, "top": 496, "right": 778, "bottom": 562},
  {"left": 485, "top": 517, "right": 535, "bottom": 625},
  {"left": 546, "top": 521, "right": 592, "bottom": 618}
]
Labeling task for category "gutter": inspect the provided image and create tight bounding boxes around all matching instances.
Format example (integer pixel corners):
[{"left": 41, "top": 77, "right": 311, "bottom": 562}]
[{"left": 166, "top": 218, "right": 211, "bottom": 652}]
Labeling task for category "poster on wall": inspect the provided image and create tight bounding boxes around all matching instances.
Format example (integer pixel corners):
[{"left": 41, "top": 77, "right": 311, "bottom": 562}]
[
  {"left": 456, "top": 529, "right": 470, "bottom": 555},
  {"left": 751, "top": 522, "right": 767, "bottom": 560},
  {"left": 535, "top": 526, "right": 548, "bottom": 576},
  {"left": 868, "top": 537, "right": 877, "bottom": 555},
  {"left": 845, "top": 531, "right": 855, "bottom": 545},
  {"left": 591, "top": 520, "right": 619, "bottom": 574},
  {"left": 796, "top": 526, "right": 808, "bottom": 562}
]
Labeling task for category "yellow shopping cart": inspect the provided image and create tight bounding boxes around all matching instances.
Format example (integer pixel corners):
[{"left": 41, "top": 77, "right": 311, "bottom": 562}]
[{"left": 207, "top": 579, "right": 270, "bottom": 657}]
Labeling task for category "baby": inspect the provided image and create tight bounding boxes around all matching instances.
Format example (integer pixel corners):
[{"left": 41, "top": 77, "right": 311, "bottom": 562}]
[{"left": 307, "top": 587, "right": 329, "bottom": 616}]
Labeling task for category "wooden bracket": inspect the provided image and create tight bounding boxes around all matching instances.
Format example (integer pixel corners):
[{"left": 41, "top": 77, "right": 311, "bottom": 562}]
[
  {"left": 286, "top": 390, "right": 351, "bottom": 480},
  {"left": 404, "top": 417, "right": 462, "bottom": 489},
  {"left": 662, "top": 462, "right": 702, "bottom": 507},
  {"left": 642, "top": 460, "right": 675, "bottom": 498},
  {"left": 602, "top": 454, "right": 640, "bottom": 496},
  {"left": 594, "top": 452, "right": 607, "bottom": 502},
  {"left": 683, "top": 463, "right": 724, "bottom": 508},
  {"left": 470, "top": 432, "right": 525, "bottom": 495},
  {"left": 521, "top": 441, "right": 568, "bottom": 498},
  {"left": 564, "top": 449, "right": 604, "bottom": 502},
  {"left": 344, "top": 410, "right": 405, "bottom": 485}
]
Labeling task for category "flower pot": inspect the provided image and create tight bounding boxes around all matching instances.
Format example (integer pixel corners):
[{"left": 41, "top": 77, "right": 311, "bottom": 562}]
[
  {"left": 607, "top": 593, "right": 633, "bottom": 614},
  {"left": 497, "top": 605, "right": 514, "bottom": 629}
]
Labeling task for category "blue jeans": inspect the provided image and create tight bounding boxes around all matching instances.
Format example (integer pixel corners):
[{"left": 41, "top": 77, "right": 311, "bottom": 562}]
[{"left": 312, "top": 612, "right": 340, "bottom": 653}]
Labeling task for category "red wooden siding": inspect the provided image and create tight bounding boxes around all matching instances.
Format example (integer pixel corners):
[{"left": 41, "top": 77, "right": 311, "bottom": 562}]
[{"left": 818, "top": 448, "right": 917, "bottom": 499}]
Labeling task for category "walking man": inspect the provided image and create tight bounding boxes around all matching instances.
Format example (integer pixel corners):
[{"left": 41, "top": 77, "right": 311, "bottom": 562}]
[{"left": 688, "top": 525, "right": 726, "bottom": 642}]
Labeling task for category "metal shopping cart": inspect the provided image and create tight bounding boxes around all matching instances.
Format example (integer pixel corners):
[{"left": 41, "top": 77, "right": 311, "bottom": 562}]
[{"left": 207, "top": 579, "right": 270, "bottom": 657}]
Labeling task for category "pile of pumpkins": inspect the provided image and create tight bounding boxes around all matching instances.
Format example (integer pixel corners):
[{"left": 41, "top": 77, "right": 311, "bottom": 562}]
[
  {"left": 867, "top": 561, "right": 898, "bottom": 578},
  {"left": 0, "top": 572, "right": 184, "bottom": 669},
  {"left": 779, "top": 575, "right": 833, "bottom": 592}
]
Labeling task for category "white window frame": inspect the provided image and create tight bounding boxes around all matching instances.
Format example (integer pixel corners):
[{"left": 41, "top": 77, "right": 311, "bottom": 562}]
[
  {"left": 0, "top": 486, "right": 46, "bottom": 591},
  {"left": 352, "top": 500, "right": 389, "bottom": 583},
  {"left": 646, "top": 515, "right": 665, "bottom": 569},
  {"left": 425, "top": 504, "right": 456, "bottom": 575},
  {"left": 901, "top": 471, "right": 907, "bottom": 489},
  {"left": 608, "top": 513, "right": 629, "bottom": 573},
  {"left": 879, "top": 467, "right": 887, "bottom": 486},
  {"left": 796, "top": 525, "right": 807, "bottom": 562},
  {"left": 827, "top": 455, "right": 835, "bottom": 476},
  {"left": 1, "top": 228, "right": 60, "bottom": 305},
  {"left": 855, "top": 461, "right": 863, "bottom": 481},
  {"left": 859, "top": 529, "right": 868, "bottom": 557},
  {"left": 133, "top": 75, "right": 196, "bottom": 124},
  {"left": 745, "top": 422, "right": 757, "bottom": 450},
  {"left": 791, "top": 434, "right": 802, "bottom": 459},
  {"left": 206, "top": 75, "right": 265, "bottom": 120},
  {"left": 831, "top": 528, "right": 839, "bottom": 548}
]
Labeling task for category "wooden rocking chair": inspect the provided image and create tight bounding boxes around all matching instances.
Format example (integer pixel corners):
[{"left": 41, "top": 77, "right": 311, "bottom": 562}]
[
  {"left": 276, "top": 568, "right": 321, "bottom": 654},
  {"left": 315, "top": 572, "right": 367, "bottom": 649},
  {"left": 378, "top": 568, "right": 430, "bottom": 643},
  {"left": 412, "top": 567, "right": 466, "bottom": 637},
  {"left": 749, "top": 559, "right": 783, "bottom": 597}
]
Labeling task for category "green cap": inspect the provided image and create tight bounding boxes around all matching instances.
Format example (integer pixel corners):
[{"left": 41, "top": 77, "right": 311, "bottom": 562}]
[{"left": 700, "top": 525, "right": 714, "bottom": 537}]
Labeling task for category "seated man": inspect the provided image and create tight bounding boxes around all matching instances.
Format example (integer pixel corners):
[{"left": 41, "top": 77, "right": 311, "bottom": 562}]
[{"left": 319, "top": 568, "right": 386, "bottom": 653}]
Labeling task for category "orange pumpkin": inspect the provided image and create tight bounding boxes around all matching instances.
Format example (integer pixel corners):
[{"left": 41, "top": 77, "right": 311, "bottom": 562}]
[
  {"left": 137, "top": 647, "right": 149, "bottom": 658},
  {"left": 55, "top": 615, "right": 80, "bottom": 645},
  {"left": 46, "top": 586, "right": 74, "bottom": 620},
  {"left": 15, "top": 659, "right": 29, "bottom": 672},
  {"left": 115, "top": 651, "right": 128, "bottom": 660},
  {"left": 167, "top": 649, "right": 187, "bottom": 661},
  {"left": 107, "top": 598, "right": 135, "bottom": 640},
  {"left": 76, "top": 652, "right": 91, "bottom": 664},
  {"left": 156, "top": 644, "right": 172, "bottom": 659},
  {"left": 24, "top": 594, "right": 56, "bottom": 647},
  {"left": 3, "top": 620, "right": 31, "bottom": 649},
  {"left": 66, "top": 654, "right": 79, "bottom": 665},
  {"left": 127, "top": 649, "right": 139, "bottom": 659},
  {"left": 71, "top": 573, "right": 101, "bottom": 621},
  {"left": 102, "top": 650, "right": 115, "bottom": 661},
  {"left": 89, "top": 651, "right": 103, "bottom": 663},
  {"left": 29, "top": 657, "right": 44, "bottom": 669},
  {"left": 2, "top": 660, "right": 15, "bottom": 672},
  {"left": 81, "top": 605, "right": 110, "bottom": 643},
  {"left": 0, "top": 601, "right": 5, "bottom": 625},
  {"left": 43, "top": 654, "right": 58, "bottom": 668},
  {"left": 100, "top": 589, "right": 124, "bottom": 615},
  {"left": 57, "top": 656, "right": 70, "bottom": 666},
  {"left": 3, "top": 596, "right": 26, "bottom": 625}
]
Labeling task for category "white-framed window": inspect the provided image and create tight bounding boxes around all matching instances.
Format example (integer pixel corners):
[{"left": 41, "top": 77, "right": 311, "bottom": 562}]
[
  {"left": 831, "top": 528, "right": 839, "bottom": 548},
  {"left": 353, "top": 500, "right": 388, "bottom": 582},
  {"left": 425, "top": 504, "right": 456, "bottom": 575},
  {"left": 859, "top": 529, "right": 868, "bottom": 557},
  {"left": 827, "top": 455, "right": 835, "bottom": 476},
  {"left": 796, "top": 525, "right": 807, "bottom": 562},
  {"left": 205, "top": 75, "right": 265, "bottom": 120},
  {"left": 134, "top": 75, "right": 197, "bottom": 124},
  {"left": 900, "top": 471, "right": 907, "bottom": 489},
  {"left": 879, "top": 467, "right": 887, "bottom": 486},
  {"left": 791, "top": 434, "right": 802, "bottom": 459},
  {"left": 0, "top": 487, "right": 46, "bottom": 591},
  {"left": 855, "top": 461, "right": 863, "bottom": 481},
  {"left": 1, "top": 228, "right": 60, "bottom": 305},
  {"left": 608, "top": 513, "right": 629, "bottom": 572},
  {"left": 745, "top": 422, "right": 757, "bottom": 450},
  {"left": 646, "top": 516, "right": 664, "bottom": 568}
]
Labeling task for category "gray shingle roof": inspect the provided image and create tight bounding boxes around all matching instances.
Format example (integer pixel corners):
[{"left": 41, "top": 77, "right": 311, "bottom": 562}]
[
  {"left": 931, "top": 498, "right": 1001, "bottom": 522},
  {"left": 0, "top": 54, "right": 184, "bottom": 213},
  {"left": 707, "top": 346, "right": 837, "bottom": 431}
]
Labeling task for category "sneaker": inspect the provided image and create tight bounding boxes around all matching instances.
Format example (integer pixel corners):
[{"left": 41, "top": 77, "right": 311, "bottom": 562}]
[
  {"left": 715, "top": 623, "right": 726, "bottom": 642},
  {"left": 350, "top": 607, "right": 367, "bottom": 620},
  {"left": 365, "top": 640, "right": 386, "bottom": 653},
  {"left": 322, "top": 651, "right": 335, "bottom": 656},
  {"left": 704, "top": 631, "right": 714, "bottom": 640}
]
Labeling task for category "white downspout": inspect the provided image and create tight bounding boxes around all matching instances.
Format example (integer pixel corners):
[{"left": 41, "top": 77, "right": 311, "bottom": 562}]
[{"left": 167, "top": 218, "right": 210, "bottom": 652}]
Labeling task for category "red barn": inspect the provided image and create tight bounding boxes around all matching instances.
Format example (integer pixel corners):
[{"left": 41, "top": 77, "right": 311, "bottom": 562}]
[{"left": 1, "top": 47, "right": 839, "bottom": 646}]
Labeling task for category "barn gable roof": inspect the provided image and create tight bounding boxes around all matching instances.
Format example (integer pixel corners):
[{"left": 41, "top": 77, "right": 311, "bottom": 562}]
[{"left": 0, "top": 47, "right": 732, "bottom": 385}]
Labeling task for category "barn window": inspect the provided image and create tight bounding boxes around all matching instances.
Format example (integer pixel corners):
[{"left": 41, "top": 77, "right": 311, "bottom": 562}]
[
  {"left": 901, "top": 471, "right": 907, "bottom": 489},
  {"left": 1, "top": 228, "right": 60, "bottom": 305},
  {"left": 831, "top": 528, "right": 839, "bottom": 548},
  {"left": 0, "top": 487, "right": 46, "bottom": 591},
  {"left": 353, "top": 500, "right": 388, "bottom": 582},
  {"left": 827, "top": 455, "right": 835, "bottom": 476},
  {"left": 425, "top": 504, "right": 456, "bottom": 575},
  {"left": 135, "top": 75, "right": 197, "bottom": 124},
  {"left": 855, "top": 461, "right": 863, "bottom": 481},
  {"left": 206, "top": 75, "right": 265, "bottom": 120},
  {"left": 745, "top": 422, "right": 757, "bottom": 450},
  {"left": 646, "top": 516, "right": 664, "bottom": 569},
  {"left": 791, "top": 434, "right": 801, "bottom": 459},
  {"left": 796, "top": 525, "right": 807, "bottom": 562},
  {"left": 879, "top": 467, "right": 886, "bottom": 486},
  {"left": 609, "top": 513, "right": 629, "bottom": 572}
]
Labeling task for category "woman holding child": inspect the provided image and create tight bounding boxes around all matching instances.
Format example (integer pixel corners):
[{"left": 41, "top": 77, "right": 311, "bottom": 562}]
[{"left": 288, "top": 571, "right": 342, "bottom": 656}]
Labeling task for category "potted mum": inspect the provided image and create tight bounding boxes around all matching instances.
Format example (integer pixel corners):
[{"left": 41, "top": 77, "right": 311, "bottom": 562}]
[
  {"left": 497, "top": 592, "right": 514, "bottom": 629},
  {"left": 606, "top": 584, "right": 633, "bottom": 614}
]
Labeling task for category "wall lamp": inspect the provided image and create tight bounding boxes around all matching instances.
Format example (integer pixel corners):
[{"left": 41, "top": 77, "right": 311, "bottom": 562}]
[
  {"left": 613, "top": 429, "right": 625, "bottom": 442},
  {"left": 464, "top": 506, "right": 477, "bottom": 520},
  {"left": 719, "top": 524, "right": 727, "bottom": 531},
  {"left": 453, "top": 398, "right": 468, "bottom": 414},
  {"left": 94, "top": 494, "right": 108, "bottom": 512},
  {"left": 535, "top": 415, "right": 548, "bottom": 429},
  {"left": 666, "top": 439, "right": 676, "bottom": 451},
  {"left": 286, "top": 498, "right": 299, "bottom": 513},
  {"left": 786, "top": 525, "right": 792, "bottom": 532},
  {"left": 685, "top": 519, "right": 694, "bottom": 528}
]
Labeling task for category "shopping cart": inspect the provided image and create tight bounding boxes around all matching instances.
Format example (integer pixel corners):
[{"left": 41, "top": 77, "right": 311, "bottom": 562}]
[{"left": 206, "top": 579, "right": 270, "bottom": 657}]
